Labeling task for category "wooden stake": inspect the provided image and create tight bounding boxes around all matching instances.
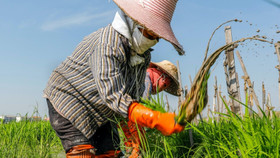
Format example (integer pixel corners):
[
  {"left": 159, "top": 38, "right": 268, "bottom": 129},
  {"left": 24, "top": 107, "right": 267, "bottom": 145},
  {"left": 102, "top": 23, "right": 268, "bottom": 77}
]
[
  {"left": 243, "top": 76, "right": 252, "bottom": 116},
  {"left": 165, "top": 95, "right": 170, "bottom": 112},
  {"left": 262, "top": 82, "right": 266, "bottom": 112},
  {"left": 177, "top": 61, "right": 184, "bottom": 108},
  {"left": 249, "top": 89, "right": 254, "bottom": 115},
  {"left": 212, "top": 96, "right": 216, "bottom": 121},
  {"left": 236, "top": 50, "right": 262, "bottom": 116},
  {"left": 266, "top": 93, "right": 274, "bottom": 118},
  {"left": 214, "top": 76, "right": 218, "bottom": 121},
  {"left": 236, "top": 72, "right": 242, "bottom": 117},
  {"left": 224, "top": 26, "right": 241, "bottom": 115},
  {"left": 274, "top": 42, "right": 280, "bottom": 106},
  {"left": 266, "top": 95, "right": 270, "bottom": 116},
  {"left": 219, "top": 84, "right": 223, "bottom": 114},
  {"left": 222, "top": 96, "right": 228, "bottom": 113}
]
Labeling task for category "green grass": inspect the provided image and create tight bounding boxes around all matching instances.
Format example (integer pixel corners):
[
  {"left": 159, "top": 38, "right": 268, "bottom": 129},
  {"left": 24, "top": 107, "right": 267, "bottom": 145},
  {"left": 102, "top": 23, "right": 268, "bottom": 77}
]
[
  {"left": 1, "top": 95, "right": 280, "bottom": 157},
  {"left": 118, "top": 94, "right": 280, "bottom": 157},
  {"left": 0, "top": 119, "right": 63, "bottom": 158}
]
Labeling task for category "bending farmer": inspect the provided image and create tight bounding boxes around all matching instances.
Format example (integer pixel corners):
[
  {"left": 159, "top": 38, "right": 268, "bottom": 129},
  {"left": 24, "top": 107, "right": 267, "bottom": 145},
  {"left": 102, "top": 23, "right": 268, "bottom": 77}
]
[{"left": 43, "top": 0, "right": 185, "bottom": 157}]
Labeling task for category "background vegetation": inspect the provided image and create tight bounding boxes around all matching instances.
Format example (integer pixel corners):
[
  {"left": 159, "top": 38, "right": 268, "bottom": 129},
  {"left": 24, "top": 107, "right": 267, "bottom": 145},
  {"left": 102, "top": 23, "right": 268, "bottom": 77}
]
[
  {"left": 0, "top": 119, "right": 63, "bottom": 158},
  {"left": 1, "top": 96, "right": 280, "bottom": 157}
]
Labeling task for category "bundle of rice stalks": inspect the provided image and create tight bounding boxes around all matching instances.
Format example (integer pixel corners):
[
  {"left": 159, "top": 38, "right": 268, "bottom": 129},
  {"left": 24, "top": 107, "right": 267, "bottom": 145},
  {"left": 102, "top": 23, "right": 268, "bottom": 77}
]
[{"left": 176, "top": 36, "right": 271, "bottom": 125}]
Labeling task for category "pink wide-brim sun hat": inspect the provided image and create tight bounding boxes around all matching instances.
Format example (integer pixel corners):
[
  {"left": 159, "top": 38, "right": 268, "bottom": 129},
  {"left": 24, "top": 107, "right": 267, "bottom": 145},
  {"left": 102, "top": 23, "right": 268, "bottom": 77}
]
[{"left": 113, "top": 0, "right": 185, "bottom": 55}]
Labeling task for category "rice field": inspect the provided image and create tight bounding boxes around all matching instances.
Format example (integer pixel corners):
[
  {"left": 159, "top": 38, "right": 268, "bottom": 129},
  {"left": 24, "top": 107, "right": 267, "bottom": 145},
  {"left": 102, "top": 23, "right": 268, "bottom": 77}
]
[
  {"left": 0, "top": 119, "right": 63, "bottom": 158},
  {"left": 1, "top": 96, "right": 280, "bottom": 158},
  {"left": 138, "top": 96, "right": 280, "bottom": 158}
]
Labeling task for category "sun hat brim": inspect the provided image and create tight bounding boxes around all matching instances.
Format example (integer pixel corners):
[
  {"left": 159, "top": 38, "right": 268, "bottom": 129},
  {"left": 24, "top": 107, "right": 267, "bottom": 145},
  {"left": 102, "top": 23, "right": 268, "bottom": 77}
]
[{"left": 113, "top": 0, "right": 185, "bottom": 55}]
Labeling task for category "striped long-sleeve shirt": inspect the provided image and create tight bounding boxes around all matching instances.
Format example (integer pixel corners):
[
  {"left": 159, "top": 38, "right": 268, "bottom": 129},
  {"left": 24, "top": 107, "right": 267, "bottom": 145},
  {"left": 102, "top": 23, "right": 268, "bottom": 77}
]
[
  {"left": 44, "top": 24, "right": 151, "bottom": 139},
  {"left": 142, "top": 72, "right": 152, "bottom": 99}
]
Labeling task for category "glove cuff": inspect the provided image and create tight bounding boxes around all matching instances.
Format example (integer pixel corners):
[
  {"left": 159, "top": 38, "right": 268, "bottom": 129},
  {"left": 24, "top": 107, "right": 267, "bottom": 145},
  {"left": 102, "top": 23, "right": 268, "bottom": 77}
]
[{"left": 128, "top": 102, "right": 140, "bottom": 121}]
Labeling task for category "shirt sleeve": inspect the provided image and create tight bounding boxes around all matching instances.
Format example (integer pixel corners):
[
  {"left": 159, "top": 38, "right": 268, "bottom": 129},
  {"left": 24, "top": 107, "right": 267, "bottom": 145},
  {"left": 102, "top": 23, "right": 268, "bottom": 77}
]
[
  {"left": 142, "top": 72, "right": 152, "bottom": 100},
  {"left": 88, "top": 42, "right": 133, "bottom": 118}
]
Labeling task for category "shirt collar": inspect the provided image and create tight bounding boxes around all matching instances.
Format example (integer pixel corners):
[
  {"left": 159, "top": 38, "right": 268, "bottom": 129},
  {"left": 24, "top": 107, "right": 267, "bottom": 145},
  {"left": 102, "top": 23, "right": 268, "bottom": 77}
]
[{"left": 112, "top": 10, "right": 134, "bottom": 42}]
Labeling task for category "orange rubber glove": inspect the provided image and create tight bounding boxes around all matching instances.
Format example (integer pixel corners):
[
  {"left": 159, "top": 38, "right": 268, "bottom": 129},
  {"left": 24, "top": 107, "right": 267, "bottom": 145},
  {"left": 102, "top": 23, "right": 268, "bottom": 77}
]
[{"left": 128, "top": 102, "right": 185, "bottom": 136}]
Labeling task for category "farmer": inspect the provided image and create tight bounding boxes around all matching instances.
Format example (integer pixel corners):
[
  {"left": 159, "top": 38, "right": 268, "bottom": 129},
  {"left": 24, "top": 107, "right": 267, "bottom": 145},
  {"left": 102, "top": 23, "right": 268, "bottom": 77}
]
[
  {"left": 121, "top": 60, "right": 181, "bottom": 157},
  {"left": 44, "top": 0, "right": 185, "bottom": 157},
  {"left": 143, "top": 60, "right": 180, "bottom": 99}
]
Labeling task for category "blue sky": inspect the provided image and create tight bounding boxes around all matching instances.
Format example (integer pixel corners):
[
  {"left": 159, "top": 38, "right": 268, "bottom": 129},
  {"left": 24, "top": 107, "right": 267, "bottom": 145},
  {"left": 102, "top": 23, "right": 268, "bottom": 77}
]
[{"left": 0, "top": 0, "right": 280, "bottom": 116}]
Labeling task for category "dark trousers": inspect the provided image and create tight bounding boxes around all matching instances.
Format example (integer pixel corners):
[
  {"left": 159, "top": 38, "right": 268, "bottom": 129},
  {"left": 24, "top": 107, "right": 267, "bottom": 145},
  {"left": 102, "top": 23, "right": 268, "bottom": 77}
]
[{"left": 47, "top": 99, "right": 120, "bottom": 155}]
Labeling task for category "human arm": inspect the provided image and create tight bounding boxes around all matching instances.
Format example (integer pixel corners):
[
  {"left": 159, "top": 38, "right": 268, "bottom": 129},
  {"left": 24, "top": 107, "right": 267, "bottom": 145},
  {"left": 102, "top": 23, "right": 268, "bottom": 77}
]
[{"left": 128, "top": 102, "right": 185, "bottom": 136}]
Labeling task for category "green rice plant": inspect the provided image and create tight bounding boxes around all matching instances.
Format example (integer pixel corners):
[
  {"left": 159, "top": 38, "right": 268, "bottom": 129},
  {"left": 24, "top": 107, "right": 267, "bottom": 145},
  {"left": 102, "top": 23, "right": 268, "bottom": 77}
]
[
  {"left": 190, "top": 95, "right": 280, "bottom": 158},
  {"left": 2, "top": 93, "right": 278, "bottom": 157},
  {"left": 141, "top": 93, "right": 167, "bottom": 113},
  {"left": 0, "top": 119, "right": 63, "bottom": 158},
  {"left": 117, "top": 91, "right": 280, "bottom": 157}
]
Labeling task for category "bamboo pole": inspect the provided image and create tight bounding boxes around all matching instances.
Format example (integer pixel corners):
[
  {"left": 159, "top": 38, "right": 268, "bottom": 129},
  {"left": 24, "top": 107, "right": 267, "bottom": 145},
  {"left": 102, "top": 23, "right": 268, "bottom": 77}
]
[
  {"left": 165, "top": 95, "right": 170, "bottom": 112},
  {"left": 219, "top": 84, "right": 222, "bottom": 114},
  {"left": 223, "top": 57, "right": 231, "bottom": 108},
  {"left": 214, "top": 76, "right": 219, "bottom": 121},
  {"left": 224, "top": 26, "right": 241, "bottom": 115},
  {"left": 236, "top": 72, "right": 242, "bottom": 117},
  {"left": 266, "top": 93, "right": 274, "bottom": 118},
  {"left": 177, "top": 61, "right": 184, "bottom": 108},
  {"left": 262, "top": 82, "right": 266, "bottom": 112},
  {"left": 266, "top": 95, "right": 270, "bottom": 116},
  {"left": 235, "top": 50, "right": 262, "bottom": 116},
  {"left": 222, "top": 96, "right": 228, "bottom": 113},
  {"left": 243, "top": 76, "right": 253, "bottom": 116},
  {"left": 212, "top": 96, "right": 216, "bottom": 121},
  {"left": 243, "top": 76, "right": 248, "bottom": 99},
  {"left": 274, "top": 42, "right": 280, "bottom": 106},
  {"left": 266, "top": 93, "right": 272, "bottom": 116},
  {"left": 249, "top": 89, "right": 254, "bottom": 115}
]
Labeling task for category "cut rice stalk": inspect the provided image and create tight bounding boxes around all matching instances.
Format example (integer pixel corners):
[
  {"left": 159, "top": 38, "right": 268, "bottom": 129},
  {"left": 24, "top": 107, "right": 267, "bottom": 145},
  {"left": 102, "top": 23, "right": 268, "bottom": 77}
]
[{"left": 176, "top": 37, "right": 271, "bottom": 125}]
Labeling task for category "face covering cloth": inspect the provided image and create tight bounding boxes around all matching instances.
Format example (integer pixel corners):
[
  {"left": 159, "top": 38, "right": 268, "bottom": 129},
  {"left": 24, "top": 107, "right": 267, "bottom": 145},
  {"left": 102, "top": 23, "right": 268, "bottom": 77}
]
[
  {"left": 112, "top": 11, "right": 158, "bottom": 66},
  {"left": 131, "top": 25, "right": 158, "bottom": 55}
]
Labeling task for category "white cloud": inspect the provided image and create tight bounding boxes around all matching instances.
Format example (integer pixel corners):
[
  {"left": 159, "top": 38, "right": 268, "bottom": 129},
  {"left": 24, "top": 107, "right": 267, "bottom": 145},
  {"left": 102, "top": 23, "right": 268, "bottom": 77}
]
[{"left": 41, "top": 10, "right": 115, "bottom": 31}]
